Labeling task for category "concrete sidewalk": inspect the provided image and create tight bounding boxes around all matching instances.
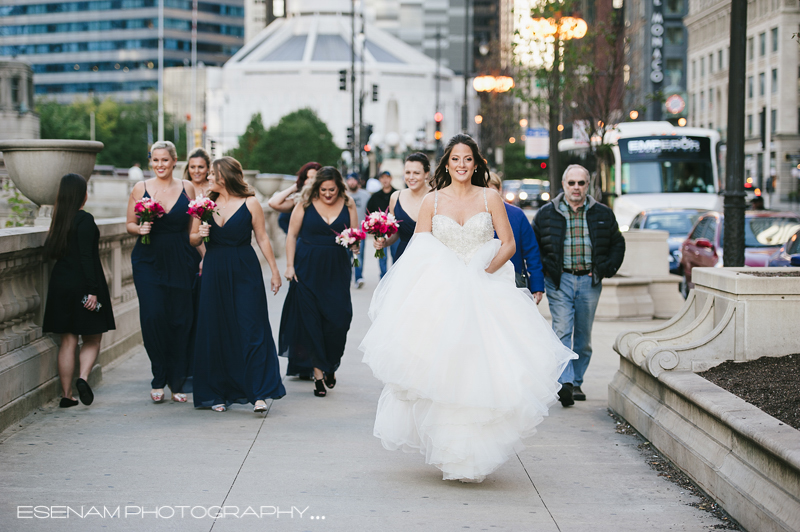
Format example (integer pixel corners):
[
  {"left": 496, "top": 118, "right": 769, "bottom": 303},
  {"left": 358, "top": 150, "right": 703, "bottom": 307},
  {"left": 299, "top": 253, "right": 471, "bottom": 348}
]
[{"left": 0, "top": 253, "right": 727, "bottom": 532}]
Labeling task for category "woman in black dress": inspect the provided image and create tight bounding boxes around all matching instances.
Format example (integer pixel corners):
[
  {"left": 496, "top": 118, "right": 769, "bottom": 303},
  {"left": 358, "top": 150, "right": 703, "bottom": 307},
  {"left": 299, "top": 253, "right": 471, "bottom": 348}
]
[
  {"left": 374, "top": 152, "right": 431, "bottom": 261},
  {"left": 191, "top": 157, "right": 285, "bottom": 412},
  {"left": 279, "top": 167, "right": 359, "bottom": 397},
  {"left": 127, "top": 141, "right": 199, "bottom": 403},
  {"left": 267, "top": 162, "right": 321, "bottom": 233},
  {"left": 43, "top": 174, "right": 115, "bottom": 408}
]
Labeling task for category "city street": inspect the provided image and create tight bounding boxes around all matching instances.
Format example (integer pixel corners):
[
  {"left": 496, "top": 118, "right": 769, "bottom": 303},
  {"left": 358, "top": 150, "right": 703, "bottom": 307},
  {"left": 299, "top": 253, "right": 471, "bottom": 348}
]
[{"left": 0, "top": 253, "right": 730, "bottom": 532}]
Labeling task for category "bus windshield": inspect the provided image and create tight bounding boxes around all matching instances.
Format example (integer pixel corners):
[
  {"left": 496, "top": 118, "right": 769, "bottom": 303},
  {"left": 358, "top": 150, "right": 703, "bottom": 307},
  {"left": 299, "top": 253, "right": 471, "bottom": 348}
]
[
  {"left": 619, "top": 135, "right": 715, "bottom": 195},
  {"left": 621, "top": 161, "right": 715, "bottom": 194}
]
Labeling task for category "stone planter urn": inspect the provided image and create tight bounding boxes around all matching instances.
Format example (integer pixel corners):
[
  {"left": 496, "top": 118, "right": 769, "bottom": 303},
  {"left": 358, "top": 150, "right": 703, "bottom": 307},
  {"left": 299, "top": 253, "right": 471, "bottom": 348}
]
[
  {"left": 254, "top": 173, "right": 288, "bottom": 199},
  {"left": 0, "top": 139, "right": 104, "bottom": 225}
]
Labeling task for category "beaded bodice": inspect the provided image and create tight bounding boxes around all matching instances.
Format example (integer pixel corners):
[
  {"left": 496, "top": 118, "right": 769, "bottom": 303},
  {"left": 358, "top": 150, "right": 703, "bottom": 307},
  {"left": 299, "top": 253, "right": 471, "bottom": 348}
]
[{"left": 431, "top": 189, "right": 494, "bottom": 264}]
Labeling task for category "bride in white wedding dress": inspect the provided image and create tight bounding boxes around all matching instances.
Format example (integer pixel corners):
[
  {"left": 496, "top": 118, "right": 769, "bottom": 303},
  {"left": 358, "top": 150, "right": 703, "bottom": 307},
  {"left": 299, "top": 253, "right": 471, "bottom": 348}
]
[{"left": 360, "top": 134, "right": 576, "bottom": 482}]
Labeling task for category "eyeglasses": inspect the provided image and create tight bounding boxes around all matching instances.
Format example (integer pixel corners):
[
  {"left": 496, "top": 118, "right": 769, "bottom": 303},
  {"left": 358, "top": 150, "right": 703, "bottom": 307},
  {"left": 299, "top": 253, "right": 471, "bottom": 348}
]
[{"left": 567, "top": 180, "right": 586, "bottom": 187}]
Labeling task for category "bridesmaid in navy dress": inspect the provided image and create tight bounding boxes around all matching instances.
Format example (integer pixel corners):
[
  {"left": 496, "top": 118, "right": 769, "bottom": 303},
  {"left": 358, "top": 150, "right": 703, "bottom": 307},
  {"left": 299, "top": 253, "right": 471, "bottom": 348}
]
[
  {"left": 267, "top": 162, "right": 321, "bottom": 233},
  {"left": 279, "top": 167, "right": 359, "bottom": 397},
  {"left": 374, "top": 152, "right": 431, "bottom": 260},
  {"left": 127, "top": 141, "right": 199, "bottom": 404},
  {"left": 192, "top": 157, "right": 285, "bottom": 412}
]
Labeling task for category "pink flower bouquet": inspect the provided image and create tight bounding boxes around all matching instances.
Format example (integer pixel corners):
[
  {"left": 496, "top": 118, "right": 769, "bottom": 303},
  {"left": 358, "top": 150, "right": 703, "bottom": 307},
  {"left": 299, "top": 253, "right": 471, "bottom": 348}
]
[
  {"left": 335, "top": 227, "right": 367, "bottom": 267},
  {"left": 134, "top": 198, "right": 166, "bottom": 244},
  {"left": 362, "top": 210, "right": 400, "bottom": 259},
  {"left": 187, "top": 196, "right": 219, "bottom": 243}
]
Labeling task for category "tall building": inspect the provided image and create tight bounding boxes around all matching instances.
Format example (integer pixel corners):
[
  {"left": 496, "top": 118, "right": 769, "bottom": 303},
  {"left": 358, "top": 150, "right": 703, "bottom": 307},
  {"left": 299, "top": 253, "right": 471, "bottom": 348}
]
[
  {"left": 245, "top": 0, "right": 287, "bottom": 43},
  {"left": 363, "top": 0, "right": 473, "bottom": 76},
  {"left": 624, "top": 0, "right": 688, "bottom": 123},
  {"left": 0, "top": 0, "right": 246, "bottom": 102},
  {"left": 685, "top": 0, "right": 800, "bottom": 200}
]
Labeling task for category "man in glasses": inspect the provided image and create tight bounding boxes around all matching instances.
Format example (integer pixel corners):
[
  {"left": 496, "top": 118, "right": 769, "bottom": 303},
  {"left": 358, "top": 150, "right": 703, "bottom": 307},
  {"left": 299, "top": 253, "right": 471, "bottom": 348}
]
[{"left": 533, "top": 165, "right": 625, "bottom": 406}]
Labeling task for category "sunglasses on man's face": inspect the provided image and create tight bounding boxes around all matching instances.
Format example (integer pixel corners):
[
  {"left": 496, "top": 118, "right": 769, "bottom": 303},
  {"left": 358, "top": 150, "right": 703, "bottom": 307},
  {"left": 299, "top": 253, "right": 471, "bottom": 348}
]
[{"left": 567, "top": 180, "right": 586, "bottom": 187}]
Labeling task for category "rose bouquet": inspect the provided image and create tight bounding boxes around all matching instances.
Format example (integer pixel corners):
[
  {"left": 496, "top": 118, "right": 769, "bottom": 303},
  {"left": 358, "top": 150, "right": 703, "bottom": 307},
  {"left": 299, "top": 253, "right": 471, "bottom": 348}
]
[
  {"left": 335, "top": 227, "right": 367, "bottom": 267},
  {"left": 362, "top": 210, "right": 400, "bottom": 259},
  {"left": 134, "top": 198, "right": 166, "bottom": 244},
  {"left": 187, "top": 196, "right": 219, "bottom": 243}
]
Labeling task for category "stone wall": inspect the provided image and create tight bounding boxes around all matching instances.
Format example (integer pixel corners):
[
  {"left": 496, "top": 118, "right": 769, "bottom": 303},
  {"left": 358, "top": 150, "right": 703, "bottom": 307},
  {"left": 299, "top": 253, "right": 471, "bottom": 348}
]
[{"left": 0, "top": 218, "right": 141, "bottom": 434}]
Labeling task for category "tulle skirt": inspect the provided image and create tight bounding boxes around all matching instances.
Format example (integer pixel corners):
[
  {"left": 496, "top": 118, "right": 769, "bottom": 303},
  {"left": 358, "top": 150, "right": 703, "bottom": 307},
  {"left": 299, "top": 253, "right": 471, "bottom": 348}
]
[{"left": 360, "top": 233, "right": 577, "bottom": 482}]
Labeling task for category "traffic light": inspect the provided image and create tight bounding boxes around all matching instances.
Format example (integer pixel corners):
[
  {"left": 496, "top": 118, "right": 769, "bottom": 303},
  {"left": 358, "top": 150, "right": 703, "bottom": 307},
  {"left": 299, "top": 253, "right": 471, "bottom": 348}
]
[
  {"left": 372, "top": 84, "right": 378, "bottom": 102},
  {"left": 346, "top": 126, "right": 355, "bottom": 148},
  {"left": 361, "top": 123, "right": 373, "bottom": 148},
  {"left": 193, "top": 129, "right": 201, "bottom": 148},
  {"left": 209, "top": 139, "right": 216, "bottom": 158},
  {"left": 339, "top": 70, "right": 347, "bottom": 91},
  {"left": 434, "top": 112, "right": 443, "bottom": 141},
  {"left": 540, "top": 162, "right": 547, "bottom": 169}
]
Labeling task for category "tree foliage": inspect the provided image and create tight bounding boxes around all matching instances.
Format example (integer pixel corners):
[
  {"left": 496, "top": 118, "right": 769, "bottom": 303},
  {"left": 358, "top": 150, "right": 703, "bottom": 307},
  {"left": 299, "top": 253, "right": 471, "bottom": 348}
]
[
  {"left": 228, "top": 109, "right": 341, "bottom": 174},
  {"left": 37, "top": 95, "right": 187, "bottom": 168}
]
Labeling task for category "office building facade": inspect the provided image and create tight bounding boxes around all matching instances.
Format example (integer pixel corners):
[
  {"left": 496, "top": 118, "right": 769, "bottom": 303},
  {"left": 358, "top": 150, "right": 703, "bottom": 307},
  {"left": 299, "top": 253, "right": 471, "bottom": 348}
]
[
  {"left": 0, "top": 0, "right": 245, "bottom": 101},
  {"left": 685, "top": 0, "right": 800, "bottom": 200}
]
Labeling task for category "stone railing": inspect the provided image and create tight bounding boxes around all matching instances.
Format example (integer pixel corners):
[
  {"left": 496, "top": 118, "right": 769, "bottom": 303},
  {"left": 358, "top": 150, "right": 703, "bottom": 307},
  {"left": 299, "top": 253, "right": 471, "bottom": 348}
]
[{"left": 0, "top": 218, "right": 141, "bottom": 434}]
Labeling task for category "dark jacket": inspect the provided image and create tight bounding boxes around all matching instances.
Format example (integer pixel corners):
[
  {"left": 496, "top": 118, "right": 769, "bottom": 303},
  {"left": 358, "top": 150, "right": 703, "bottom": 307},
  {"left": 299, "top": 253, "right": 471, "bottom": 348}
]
[{"left": 533, "top": 192, "right": 625, "bottom": 290}]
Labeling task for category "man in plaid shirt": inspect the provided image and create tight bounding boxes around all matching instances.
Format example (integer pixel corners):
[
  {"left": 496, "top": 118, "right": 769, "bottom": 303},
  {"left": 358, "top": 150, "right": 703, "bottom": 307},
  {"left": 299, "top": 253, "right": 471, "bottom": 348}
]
[{"left": 534, "top": 165, "right": 625, "bottom": 407}]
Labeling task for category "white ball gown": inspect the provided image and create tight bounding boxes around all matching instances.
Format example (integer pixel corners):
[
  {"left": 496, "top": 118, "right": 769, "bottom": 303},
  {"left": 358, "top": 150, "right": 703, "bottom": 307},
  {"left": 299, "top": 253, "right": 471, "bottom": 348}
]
[{"left": 360, "top": 191, "right": 577, "bottom": 482}]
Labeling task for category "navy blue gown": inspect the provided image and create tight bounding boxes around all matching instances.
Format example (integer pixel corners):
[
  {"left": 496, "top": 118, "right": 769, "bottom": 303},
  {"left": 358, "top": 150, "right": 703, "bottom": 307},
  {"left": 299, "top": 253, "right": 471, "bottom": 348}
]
[
  {"left": 279, "top": 203, "right": 353, "bottom": 377},
  {"left": 131, "top": 187, "right": 197, "bottom": 392},
  {"left": 394, "top": 196, "right": 417, "bottom": 260},
  {"left": 193, "top": 202, "right": 286, "bottom": 407}
]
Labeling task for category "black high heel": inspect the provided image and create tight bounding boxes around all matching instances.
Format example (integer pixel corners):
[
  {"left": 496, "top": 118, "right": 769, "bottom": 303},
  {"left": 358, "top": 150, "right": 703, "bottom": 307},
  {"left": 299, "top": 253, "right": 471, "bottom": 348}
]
[
  {"left": 324, "top": 373, "right": 336, "bottom": 389},
  {"left": 314, "top": 380, "right": 327, "bottom": 397},
  {"left": 59, "top": 397, "right": 79, "bottom": 408}
]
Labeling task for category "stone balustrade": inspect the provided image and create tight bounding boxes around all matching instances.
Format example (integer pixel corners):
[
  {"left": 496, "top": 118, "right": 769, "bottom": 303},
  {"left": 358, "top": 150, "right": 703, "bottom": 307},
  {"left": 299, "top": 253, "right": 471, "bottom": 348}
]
[{"left": 0, "top": 218, "right": 142, "bottom": 434}]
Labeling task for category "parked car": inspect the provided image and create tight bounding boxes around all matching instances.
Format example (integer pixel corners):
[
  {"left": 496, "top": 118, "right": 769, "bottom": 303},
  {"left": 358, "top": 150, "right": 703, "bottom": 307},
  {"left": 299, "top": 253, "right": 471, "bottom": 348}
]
[
  {"left": 628, "top": 208, "right": 707, "bottom": 275},
  {"left": 767, "top": 227, "right": 800, "bottom": 266},
  {"left": 680, "top": 210, "right": 800, "bottom": 296}
]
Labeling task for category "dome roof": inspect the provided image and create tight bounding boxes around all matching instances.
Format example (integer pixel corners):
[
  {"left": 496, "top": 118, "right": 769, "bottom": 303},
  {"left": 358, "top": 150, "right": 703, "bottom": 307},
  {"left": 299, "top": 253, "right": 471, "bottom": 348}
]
[{"left": 227, "top": 8, "right": 450, "bottom": 76}]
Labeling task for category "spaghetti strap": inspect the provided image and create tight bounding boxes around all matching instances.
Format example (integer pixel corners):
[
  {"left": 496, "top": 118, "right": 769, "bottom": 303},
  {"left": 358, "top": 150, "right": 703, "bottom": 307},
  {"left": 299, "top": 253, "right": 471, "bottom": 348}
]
[
  {"left": 483, "top": 188, "right": 488, "bottom": 212},
  {"left": 434, "top": 190, "right": 438, "bottom": 215}
]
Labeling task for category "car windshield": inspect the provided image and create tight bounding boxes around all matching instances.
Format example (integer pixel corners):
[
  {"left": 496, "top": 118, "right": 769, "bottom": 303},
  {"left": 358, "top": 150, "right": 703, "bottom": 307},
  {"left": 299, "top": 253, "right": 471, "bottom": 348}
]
[
  {"left": 520, "top": 183, "right": 542, "bottom": 192},
  {"left": 643, "top": 212, "right": 704, "bottom": 236},
  {"left": 621, "top": 161, "right": 715, "bottom": 194},
  {"left": 721, "top": 217, "right": 800, "bottom": 248}
]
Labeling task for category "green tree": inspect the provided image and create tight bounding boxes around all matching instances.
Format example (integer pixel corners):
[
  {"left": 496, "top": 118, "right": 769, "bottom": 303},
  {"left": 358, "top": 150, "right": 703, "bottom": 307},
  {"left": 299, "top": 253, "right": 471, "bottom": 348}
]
[
  {"left": 37, "top": 95, "right": 187, "bottom": 169},
  {"left": 230, "top": 109, "right": 340, "bottom": 174},
  {"left": 227, "top": 113, "right": 266, "bottom": 170}
]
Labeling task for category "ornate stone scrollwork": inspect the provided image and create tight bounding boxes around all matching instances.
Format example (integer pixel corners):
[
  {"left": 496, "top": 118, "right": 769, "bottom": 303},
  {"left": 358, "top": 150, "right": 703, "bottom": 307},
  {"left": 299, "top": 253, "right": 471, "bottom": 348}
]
[{"left": 646, "top": 348, "right": 680, "bottom": 378}]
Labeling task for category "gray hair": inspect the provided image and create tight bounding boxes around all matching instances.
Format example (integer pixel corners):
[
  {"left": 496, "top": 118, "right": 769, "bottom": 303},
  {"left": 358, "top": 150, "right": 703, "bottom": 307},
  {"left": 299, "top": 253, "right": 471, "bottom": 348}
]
[
  {"left": 150, "top": 140, "right": 177, "bottom": 161},
  {"left": 561, "top": 164, "right": 590, "bottom": 183}
]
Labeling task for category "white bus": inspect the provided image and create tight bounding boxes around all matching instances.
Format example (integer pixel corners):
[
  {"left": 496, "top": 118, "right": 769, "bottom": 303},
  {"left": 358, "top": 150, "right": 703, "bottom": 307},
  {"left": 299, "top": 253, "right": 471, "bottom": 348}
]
[{"left": 559, "top": 121, "right": 722, "bottom": 230}]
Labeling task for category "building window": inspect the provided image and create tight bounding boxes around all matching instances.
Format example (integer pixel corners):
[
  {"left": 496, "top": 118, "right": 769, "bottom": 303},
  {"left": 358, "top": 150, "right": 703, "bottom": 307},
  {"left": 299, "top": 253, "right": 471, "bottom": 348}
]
[
  {"left": 748, "top": 37, "right": 753, "bottom": 60},
  {"left": 665, "top": 0, "right": 684, "bottom": 15},
  {"left": 760, "top": 72, "right": 765, "bottom": 95},
  {"left": 718, "top": 50, "right": 723, "bottom": 71},
  {"left": 771, "top": 27, "right": 778, "bottom": 52},
  {"left": 11, "top": 77, "right": 20, "bottom": 108},
  {"left": 772, "top": 68, "right": 778, "bottom": 93},
  {"left": 709, "top": 89, "right": 714, "bottom": 110},
  {"left": 666, "top": 26, "right": 684, "bottom": 46},
  {"left": 760, "top": 32, "right": 766, "bottom": 56},
  {"left": 709, "top": 54, "right": 713, "bottom": 74},
  {"left": 771, "top": 109, "right": 777, "bottom": 134},
  {"left": 748, "top": 76, "right": 753, "bottom": 98},
  {"left": 692, "top": 60, "right": 696, "bottom": 82},
  {"left": 701, "top": 57, "right": 705, "bottom": 77},
  {"left": 665, "top": 58, "right": 683, "bottom": 85},
  {"left": 747, "top": 114, "right": 753, "bottom": 137},
  {"left": 692, "top": 94, "right": 696, "bottom": 118},
  {"left": 700, "top": 91, "right": 705, "bottom": 110}
]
